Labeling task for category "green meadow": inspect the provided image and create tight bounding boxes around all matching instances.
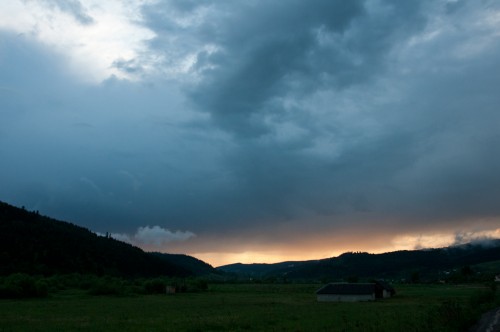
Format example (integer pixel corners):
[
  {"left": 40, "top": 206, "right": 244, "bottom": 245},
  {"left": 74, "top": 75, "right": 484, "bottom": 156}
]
[{"left": 0, "top": 283, "right": 498, "bottom": 332}]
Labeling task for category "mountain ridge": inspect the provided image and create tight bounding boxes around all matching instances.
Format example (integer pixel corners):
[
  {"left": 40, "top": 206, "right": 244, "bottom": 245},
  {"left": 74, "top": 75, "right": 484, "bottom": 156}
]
[
  {"left": 0, "top": 200, "right": 217, "bottom": 277},
  {"left": 2, "top": 199, "right": 499, "bottom": 282},
  {"left": 218, "top": 240, "right": 500, "bottom": 281}
]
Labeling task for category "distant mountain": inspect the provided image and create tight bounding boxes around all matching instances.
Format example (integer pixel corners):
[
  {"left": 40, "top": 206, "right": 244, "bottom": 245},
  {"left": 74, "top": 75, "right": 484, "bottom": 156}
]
[
  {"left": 0, "top": 201, "right": 217, "bottom": 277},
  {"left": 218, "top": 261, "right": 318, "bottom": 278},
  {"left": 218, "top": 240, "right": 500, "bottom": 282},
  {"left": 151, "top": 253, "right": 217, "bottom": 277}
]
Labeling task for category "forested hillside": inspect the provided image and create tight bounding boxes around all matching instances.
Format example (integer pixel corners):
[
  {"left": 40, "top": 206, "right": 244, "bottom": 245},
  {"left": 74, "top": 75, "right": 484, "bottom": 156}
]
[
  {"left": 0, "top": 201, "right": 215, "bottom": 277},
  {"left": 151, "top": 253, "right": 216, "bottom": 276}
]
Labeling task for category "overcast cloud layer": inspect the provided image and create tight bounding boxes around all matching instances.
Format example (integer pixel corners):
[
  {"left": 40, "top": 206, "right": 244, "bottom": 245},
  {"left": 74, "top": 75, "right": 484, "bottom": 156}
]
[{"left": 1, "top": 0, "right": 500, "bottom": 265}]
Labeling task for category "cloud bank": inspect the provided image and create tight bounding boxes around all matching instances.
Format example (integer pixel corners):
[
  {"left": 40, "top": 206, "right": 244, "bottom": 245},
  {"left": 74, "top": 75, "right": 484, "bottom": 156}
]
[{"left": 111, "top": 226, "right": 195, "bottom": 249}]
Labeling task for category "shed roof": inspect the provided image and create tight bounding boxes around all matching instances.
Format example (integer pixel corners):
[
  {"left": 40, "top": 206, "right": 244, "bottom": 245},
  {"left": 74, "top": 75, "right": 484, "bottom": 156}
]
[{"left": 316, "top": 283, "right": 376, "bottom": 295}]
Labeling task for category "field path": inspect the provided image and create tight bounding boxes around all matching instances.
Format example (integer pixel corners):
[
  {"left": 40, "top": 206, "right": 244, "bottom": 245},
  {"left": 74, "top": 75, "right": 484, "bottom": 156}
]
[{"left": 469, "top": 307, "right": 500, "bottom": 332}]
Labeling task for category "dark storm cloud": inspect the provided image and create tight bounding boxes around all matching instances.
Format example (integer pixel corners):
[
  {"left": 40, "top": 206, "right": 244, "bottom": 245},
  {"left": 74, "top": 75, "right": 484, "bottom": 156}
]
[
  {"left": 137, "top": 0, "right": 448, "bottom": 232},
  {"left": 390, "top": 49, "right": 500, "bottom": 221},
  {"left": 142, "top": 0, "right": 421, "bottom": 194},
  {"left": 138, "top": 0, "right": 500, "bottom": 230},
  {"left": 143, "top": 0, "right": 431, "bottom": 137}
]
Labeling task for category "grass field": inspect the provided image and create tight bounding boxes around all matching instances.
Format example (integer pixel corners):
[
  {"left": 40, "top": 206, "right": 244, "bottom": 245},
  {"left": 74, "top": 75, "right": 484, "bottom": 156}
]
[{"left": 0, "top": 283, "right": 498, "bottom": 331}]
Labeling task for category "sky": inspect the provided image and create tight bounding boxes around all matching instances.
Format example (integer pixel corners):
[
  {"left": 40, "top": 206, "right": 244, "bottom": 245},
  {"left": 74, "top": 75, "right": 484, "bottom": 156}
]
[{"left": 1, "top": 0, "right": 500, "bottom": 267}]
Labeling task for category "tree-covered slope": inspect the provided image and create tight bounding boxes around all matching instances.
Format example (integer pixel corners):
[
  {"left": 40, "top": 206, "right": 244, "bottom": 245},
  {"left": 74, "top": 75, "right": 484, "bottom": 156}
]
[
  {"left": 151, "top": 253, "right": 218, "bottom": 276},
  {"left": 0, "top": 201, "right": 204, "bottom": 277}
]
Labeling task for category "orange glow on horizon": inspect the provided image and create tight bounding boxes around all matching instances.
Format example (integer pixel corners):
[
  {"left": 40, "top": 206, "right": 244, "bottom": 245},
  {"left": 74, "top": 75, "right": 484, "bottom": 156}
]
[
  {"left": 190, "top": 228, "right": 500, "bottom": 267},
  {"left": 193, "top": 250, "right": 341, "bottom": 268}
]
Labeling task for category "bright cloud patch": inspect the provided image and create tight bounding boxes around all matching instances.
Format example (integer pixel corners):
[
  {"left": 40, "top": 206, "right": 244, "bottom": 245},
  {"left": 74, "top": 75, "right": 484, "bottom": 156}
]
[
  {"left": 0, "top": 0, "right": 156, "bottom": 82},
  {"left": 135, "top": 226, "right": 196, "bottom": 246},
  {"left": 111, "top": 226, "right": 195, "bottom": 248},
  {"left": 392, "top": 228, "right": 500, "bottom": 250}
]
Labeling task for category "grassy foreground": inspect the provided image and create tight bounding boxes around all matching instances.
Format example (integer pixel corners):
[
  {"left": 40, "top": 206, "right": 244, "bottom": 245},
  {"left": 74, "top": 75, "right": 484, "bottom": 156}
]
[{"left": 0, "top": 283, "right": 498, "bottom": 331}]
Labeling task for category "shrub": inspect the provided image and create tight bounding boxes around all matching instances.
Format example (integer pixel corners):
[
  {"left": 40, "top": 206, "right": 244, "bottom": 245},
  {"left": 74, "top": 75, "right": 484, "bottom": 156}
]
[
  {"left": 87, "top": 277, "right": 123, "bottom": 296},
  {"left": 35, "top": 279, "right": 49, "bottom": 297},
  {"left": 187, "top": 279, "right": 208, "bottom": 292},
  {"left": 144, "top": 278, "right": 166, "bottom": 294},
  {"left": 0, "top": 273, "right": 48, "bottom": 298}
]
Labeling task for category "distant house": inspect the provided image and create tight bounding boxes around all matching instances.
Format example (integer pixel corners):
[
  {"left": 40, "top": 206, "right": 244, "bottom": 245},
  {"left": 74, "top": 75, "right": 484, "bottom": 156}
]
[{"left": 316, "top": 281, "right": 395, "bottom": 302}]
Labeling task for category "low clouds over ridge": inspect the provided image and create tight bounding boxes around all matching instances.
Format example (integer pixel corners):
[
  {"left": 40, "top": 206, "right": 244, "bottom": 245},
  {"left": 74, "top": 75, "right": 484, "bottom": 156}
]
[
  {"left": 111, "top": 226, "right": 195, "bottom": 250},
  {"left": 1, "top": 0, "right": 500, "bottom": 265}
]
